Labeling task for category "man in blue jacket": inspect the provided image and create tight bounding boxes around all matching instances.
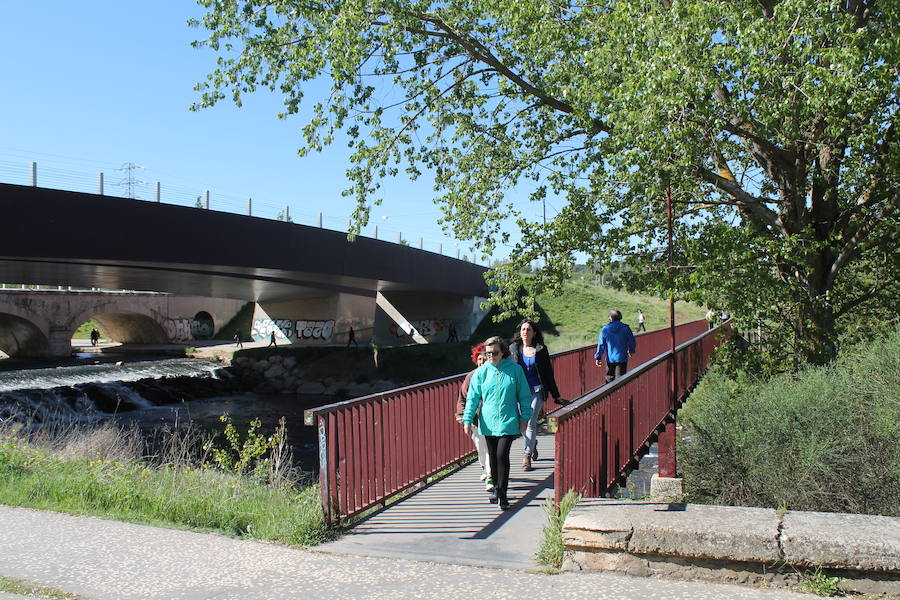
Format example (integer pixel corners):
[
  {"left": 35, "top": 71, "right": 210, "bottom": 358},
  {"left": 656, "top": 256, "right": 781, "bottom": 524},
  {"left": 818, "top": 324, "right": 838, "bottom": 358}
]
[{"left": 594, "top": 310, "right": 637, "bottom": 383}]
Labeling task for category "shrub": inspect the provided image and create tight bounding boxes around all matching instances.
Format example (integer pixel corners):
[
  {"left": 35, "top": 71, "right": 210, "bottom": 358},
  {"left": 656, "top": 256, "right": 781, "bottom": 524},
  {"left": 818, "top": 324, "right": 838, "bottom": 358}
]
[{"left": 680, "top": 328, "right": 899, "bottom": 516}]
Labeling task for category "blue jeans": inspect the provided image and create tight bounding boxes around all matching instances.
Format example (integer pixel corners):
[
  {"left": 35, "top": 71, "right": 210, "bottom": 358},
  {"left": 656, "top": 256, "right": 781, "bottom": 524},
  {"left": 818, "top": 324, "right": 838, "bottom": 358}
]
[{"left": 523, "top": 388, "right": 545, "bottom": 455}]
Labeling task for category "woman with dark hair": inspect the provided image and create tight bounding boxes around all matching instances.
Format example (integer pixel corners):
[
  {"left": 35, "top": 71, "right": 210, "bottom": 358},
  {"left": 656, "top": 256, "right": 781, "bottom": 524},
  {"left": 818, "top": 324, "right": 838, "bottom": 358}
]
[
  {"left": 462, "top": 336, "right": 532, "bottom": 510},
  {"left": 455, "top": 342, "right": 492, "bottom": 491},
  {"left": 509, "top": 319, "right": 564, "bottom": 471}
]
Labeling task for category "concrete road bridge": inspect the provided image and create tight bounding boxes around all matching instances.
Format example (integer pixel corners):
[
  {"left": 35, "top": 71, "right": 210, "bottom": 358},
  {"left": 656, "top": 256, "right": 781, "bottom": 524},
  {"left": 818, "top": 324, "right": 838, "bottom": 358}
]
[{"left": 0, "top": 184, "right": 490, "bottom": 357}]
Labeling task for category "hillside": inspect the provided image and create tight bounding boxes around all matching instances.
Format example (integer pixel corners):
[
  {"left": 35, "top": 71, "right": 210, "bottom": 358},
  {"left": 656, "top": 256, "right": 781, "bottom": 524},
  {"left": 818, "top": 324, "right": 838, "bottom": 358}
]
[{"left": 474, "top": 272, "right": 707, "bottom": 354}]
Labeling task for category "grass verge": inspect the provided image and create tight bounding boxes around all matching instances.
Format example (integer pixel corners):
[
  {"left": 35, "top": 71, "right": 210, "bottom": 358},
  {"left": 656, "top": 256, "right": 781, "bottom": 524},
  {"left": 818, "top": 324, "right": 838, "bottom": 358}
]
[
  {"left": 0, "top": 574, "right": 85, "bottom": 599},
  {"left": 0, "top": 420, "right": 332, "bottom": 548},
  {"left": 534, "top": 490, "right": 581, "bottom": 569}
]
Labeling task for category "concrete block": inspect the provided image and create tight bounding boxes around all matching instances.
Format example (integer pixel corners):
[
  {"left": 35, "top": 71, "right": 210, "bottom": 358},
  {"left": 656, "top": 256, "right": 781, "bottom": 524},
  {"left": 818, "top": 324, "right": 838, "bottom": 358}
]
[
  {"left": 564, "top": 502, "right": 781, "bottom": 563},
  {"left": 781, "top": 511, "right": 900, "bottom": 572},
  {"left": 650, "top": 474, "right": 683, "bottom": 502}
]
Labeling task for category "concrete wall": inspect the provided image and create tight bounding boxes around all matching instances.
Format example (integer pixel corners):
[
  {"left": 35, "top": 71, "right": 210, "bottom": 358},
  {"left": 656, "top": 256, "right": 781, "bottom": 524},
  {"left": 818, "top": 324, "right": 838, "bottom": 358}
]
[
  {"left": 250, "top": 293, "right": 377, "bottom": 346},
  {"left": 373, "top": 291, "right": 488, "bottom": 345}
]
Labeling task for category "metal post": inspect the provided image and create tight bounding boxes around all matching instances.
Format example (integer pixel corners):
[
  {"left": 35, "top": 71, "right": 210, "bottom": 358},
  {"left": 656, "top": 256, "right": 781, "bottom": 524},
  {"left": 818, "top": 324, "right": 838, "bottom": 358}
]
[
  {"left": 659, "top": 178, "right": 678, "bottom": 479},
  {"left": 397, "top": 232, "right": 402, "bottom": 243},
  {"left": 318, "top": 212, "right": 323, "bottom": 228},
  {"left": 419, "top": 237, "right": 424, "bottom": 249},
  {"left": 247, "top": 198, "right": 252, "bottom": 216},
  {"left": 285, "top": 205, "right": 290, "bottom": 222},
  {"left": 30, "top": 162, "right": 37, "bottom": 186},
  {"left": 374, "top": 225, "right": 378, "bottom": 239},
  {"left": 456, "top": 247, "right": 460, "bottom": 259},
  {"left": 97, "top": 173, "right": 104, "bottom": 195},
  {"left": 204, "top": 190, "right": 210, "bottom": 210},
  {"left": 155, "top": 181, "right": 160, "bottom": 202},
  {"left": 438, "top": 243, "right": 442, "bottom": 254}
]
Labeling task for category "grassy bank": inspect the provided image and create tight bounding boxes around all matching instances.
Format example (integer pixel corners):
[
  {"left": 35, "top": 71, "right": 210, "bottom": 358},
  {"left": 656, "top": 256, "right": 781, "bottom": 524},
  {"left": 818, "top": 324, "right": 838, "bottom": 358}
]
[
  {"left": 680, "top": 327, "right": 900, "bottom": 516},
  {"left": 474, "top": 272, "right": 707, "bottom": 353},
  {"left": 0, "top": 420, "right": 330, "bottom": 547}
]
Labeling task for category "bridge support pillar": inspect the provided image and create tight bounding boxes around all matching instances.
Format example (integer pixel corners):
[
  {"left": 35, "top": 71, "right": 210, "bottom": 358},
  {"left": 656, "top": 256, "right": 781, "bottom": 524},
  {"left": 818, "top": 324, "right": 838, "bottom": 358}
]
[
  {"left": 652, "top": 420, "right": 682, "bottom": 501},
  {"left": 47, "top": 324, "right": 73, "bottom": 357}
]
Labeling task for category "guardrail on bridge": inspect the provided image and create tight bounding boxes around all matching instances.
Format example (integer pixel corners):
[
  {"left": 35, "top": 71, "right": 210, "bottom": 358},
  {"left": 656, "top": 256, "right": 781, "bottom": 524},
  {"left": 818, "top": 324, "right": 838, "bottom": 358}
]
[
  {"left": 548, "top": 323, "right": 731, "bottom": 503},
  {"left": 304, "top": 319, "right": 713, "bottom": 525}
]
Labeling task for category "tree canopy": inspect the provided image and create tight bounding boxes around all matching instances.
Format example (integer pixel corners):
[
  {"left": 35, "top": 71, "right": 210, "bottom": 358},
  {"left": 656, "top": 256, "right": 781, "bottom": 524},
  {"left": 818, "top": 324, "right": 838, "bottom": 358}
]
[{"left": 192, "top": 0, "right": 899, "bottom": 365}]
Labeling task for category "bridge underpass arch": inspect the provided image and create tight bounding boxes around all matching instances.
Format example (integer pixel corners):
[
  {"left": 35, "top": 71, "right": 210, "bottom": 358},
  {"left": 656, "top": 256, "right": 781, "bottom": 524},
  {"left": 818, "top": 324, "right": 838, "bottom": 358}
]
[
  {"left": 0, "top": 312, "right": 50, "bottom": 358},
  {"left": 66, "top": 305, "right": 168, "bottom": 348}
]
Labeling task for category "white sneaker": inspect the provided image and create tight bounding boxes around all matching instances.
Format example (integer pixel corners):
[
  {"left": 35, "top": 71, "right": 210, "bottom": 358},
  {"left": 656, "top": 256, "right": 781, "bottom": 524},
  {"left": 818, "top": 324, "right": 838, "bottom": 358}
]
[{"left": 479, "top": 471, "right": 488, "bottom": 481}]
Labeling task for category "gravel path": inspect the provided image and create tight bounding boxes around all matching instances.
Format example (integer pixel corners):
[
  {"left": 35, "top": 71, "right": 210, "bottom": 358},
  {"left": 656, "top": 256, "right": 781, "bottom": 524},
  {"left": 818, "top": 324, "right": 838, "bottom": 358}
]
[{"left": 0, "top": 505, "right": 820, "bottom": 600}]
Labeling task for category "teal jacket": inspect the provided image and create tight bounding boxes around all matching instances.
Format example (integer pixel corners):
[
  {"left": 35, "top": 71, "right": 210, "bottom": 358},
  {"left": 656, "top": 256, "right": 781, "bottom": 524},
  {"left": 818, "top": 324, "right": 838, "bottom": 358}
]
[{"left": 462, "top": 358, "right": 533, "bottom": 436}]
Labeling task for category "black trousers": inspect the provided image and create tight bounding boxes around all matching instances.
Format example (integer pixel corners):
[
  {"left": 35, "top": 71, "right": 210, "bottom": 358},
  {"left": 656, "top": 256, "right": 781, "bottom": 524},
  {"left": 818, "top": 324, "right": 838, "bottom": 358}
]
[
  {"left": 485, "top": 434, "right": 518, "bottom": 500},
  {"left": 605, "top": 361, "right": 628, "bottom": 383}
]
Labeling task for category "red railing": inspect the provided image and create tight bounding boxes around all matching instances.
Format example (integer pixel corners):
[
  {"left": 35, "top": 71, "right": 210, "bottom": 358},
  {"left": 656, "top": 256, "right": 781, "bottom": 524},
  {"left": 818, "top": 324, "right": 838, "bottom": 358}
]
[
  {"left": 305, "top": 319, "right": 714, "bottom": 524},
  {"left": 548, "top": 323, "right": 730, "bottom": 503}
]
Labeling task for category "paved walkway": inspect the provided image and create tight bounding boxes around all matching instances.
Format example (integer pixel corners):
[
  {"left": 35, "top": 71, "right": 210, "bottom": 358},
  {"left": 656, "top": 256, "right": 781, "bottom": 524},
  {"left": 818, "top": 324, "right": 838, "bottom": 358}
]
[
  {"left": 0, "top": 504, "right": 818, "bottom": 600},
  {"left": 320, "top": 433, "right": 556, "bottom": 569}
]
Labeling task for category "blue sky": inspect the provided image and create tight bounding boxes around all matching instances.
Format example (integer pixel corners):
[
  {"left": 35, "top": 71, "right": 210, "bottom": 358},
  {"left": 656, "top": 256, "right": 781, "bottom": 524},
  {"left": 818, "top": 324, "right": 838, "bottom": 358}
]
[{"left": 0, "top": 1, "right": 550, "bottom": 263}]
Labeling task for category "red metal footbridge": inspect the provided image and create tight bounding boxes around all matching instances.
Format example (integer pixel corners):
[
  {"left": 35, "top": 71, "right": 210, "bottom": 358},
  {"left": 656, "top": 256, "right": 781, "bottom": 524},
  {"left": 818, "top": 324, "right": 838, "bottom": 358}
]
[{"left": 304, "top": 319, "right": 731, "bottom": 525}]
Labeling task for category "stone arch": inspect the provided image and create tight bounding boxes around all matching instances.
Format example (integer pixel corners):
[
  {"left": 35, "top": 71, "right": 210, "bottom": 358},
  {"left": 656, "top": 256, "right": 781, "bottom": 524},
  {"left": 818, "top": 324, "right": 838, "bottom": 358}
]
[
  {"left": 86, "top": 312, "right": 168, "bottom": 344},
  {"left": 0, "top": 312, "right": 50, "bottom": 358}
]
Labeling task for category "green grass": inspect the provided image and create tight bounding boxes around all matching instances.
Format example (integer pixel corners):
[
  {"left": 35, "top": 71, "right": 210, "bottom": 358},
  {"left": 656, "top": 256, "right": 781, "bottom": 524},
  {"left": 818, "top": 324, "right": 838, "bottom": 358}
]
[
  {"left": 472, "top": 272, "right": 707, "bottom": 353},
  {"left": 680, "top": 327, "right": 900, "bottom": 516},
  {"left": 535, "top": 272, "right": 707, "bottom": 352},
  {"left": 0, "top": 436, "right": 331, "bottom": 548},
  {"left": 72, "top": 319, "right": 104, "bottom": 340},
  {"left": 0, "top": 575, "right": 84, "bottom": 599},
  {"left": 534, "top": 490, "right": 582, "bottom": 569},
  {"left": 798, "top": 567, "right": 845, "bottom": 597}
]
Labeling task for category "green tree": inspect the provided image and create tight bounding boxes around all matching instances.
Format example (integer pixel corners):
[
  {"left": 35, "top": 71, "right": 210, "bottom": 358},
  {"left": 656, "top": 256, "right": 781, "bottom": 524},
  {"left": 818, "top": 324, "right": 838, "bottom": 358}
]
[{"left": 192, "top": 0, "right": 898, "bottom": 365}]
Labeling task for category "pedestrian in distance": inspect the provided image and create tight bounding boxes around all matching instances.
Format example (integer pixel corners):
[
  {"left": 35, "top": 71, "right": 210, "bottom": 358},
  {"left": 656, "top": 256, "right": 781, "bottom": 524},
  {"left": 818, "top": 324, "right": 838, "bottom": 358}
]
[
  {"left": 233, "top": 330, "right": 242, "bottom": 348},
  {"left": 455, "top": 342, "right": 493, "bottom": 492},
  {"left": 636, "top": 309, "right": 646, "bottom": 332},
  {"left": 706, "top": 308, "right": 717, "bottom": 330},
  {"left": 346, "top": 326, "right": 358, "bottom": 349},
  {"left": 463, "top": 336, "right": 532, "bottom": 510},
  {"left": 89, "top": 328, "right": 100, "bottom": 347},
  {"left": 594, "top": 310, "right": 637, "bottom": 383},
  {"left": 268, "top": 331, "right": 277, "bottom": 347},
  {"left": 509, "top": 319, "right": 565, "bottom": 472}
]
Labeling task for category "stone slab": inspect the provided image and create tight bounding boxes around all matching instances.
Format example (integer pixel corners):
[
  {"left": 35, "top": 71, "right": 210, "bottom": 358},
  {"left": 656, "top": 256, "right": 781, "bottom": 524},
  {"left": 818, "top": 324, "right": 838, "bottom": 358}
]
[
  {"left": 566, "top": 501, "right": 781, "bottom": 563},
  {"left": 781, "top": 510, "right": 900, "bottom": 572}
]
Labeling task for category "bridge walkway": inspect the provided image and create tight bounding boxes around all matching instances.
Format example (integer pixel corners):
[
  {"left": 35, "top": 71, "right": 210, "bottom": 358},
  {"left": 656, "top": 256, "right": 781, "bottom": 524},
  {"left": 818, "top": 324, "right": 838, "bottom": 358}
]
[{"left": 318, "top": 433, "right": 556, "bottom": 570}]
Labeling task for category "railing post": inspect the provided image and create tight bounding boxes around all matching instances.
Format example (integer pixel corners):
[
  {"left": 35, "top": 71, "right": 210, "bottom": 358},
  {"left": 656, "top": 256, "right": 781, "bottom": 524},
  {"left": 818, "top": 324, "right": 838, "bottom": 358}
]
[
  {"left": 247, "top": 197, "right": 252, "bottom": 216},
  {"left": 204, "top": 190, "right": 210, "bottom": 210},
  {"left": 30, "top": 162, "right": 37, "bottom": 186},
  {"left": 154, "top": 181, "right": 161, "bottom": 202},
  {"left": 317, "top": 415, "right": 334, "bottom": 526},
  {"left": 318, "top": 212, "right": 323, "bottom": 227},
  {"left": 97, "top": 173, "right": 104, "bottom": 195}
]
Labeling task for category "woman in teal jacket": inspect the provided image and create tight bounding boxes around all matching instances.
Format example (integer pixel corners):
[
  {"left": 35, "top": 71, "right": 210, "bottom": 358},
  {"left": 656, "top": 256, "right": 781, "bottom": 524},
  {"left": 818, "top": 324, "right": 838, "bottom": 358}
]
[{"left": 463, "top": 336, "right": 532, "bottom": 510}]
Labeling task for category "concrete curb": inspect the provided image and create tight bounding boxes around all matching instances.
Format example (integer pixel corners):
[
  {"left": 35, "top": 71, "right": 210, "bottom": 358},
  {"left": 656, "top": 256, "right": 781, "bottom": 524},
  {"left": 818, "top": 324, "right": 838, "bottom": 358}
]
[{"left": 562, "top": 500, "right": 900, "bottom": 595}]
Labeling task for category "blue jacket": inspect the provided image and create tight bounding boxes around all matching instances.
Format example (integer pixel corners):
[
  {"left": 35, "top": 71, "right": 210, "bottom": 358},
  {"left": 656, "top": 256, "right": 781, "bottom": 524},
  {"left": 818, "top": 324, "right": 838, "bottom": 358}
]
[
  {"left": 462, "top": 358, "right": 533, "bottom": 436},
  {"left": 594, "top": 320, "right": 637, "bottom": 363}
]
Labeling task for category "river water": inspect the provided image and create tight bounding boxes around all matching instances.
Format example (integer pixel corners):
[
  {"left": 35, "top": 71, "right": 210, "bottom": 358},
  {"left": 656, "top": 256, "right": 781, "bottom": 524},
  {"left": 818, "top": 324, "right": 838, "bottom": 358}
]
[{"left": 0, "top": 357, "right": 327, "bottom": 474}]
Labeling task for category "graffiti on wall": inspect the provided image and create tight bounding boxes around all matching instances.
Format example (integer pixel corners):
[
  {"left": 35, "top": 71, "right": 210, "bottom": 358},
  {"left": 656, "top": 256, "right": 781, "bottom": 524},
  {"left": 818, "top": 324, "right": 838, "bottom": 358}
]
[
  {"left": 162, "top": 313, "right": 216, "bottom": 342},
  {"left": 251, "top": 318, "right": 335, "bottom": 342},
  {"left": 389, "top": 319, "right": 449, "bottom": 340},
  {"left": 162, "top": 318, "right": 193, "bottom": 342}
]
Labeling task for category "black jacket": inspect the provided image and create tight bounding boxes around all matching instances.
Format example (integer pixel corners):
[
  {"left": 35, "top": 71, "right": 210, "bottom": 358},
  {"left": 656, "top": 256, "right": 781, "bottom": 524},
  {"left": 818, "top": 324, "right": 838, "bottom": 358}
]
[{"left": 508, "top": 341, "right": 561, "bottom": 401}]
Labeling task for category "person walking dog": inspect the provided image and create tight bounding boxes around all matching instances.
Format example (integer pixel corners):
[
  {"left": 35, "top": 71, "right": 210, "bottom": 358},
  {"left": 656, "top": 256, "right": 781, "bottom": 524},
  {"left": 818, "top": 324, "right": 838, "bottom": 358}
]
[
  {"left": 594, "top": 310, "right": 636, "bottom": 383},
  {"left": 463, "top": 336, "right": 532, "bottom": 510}
]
